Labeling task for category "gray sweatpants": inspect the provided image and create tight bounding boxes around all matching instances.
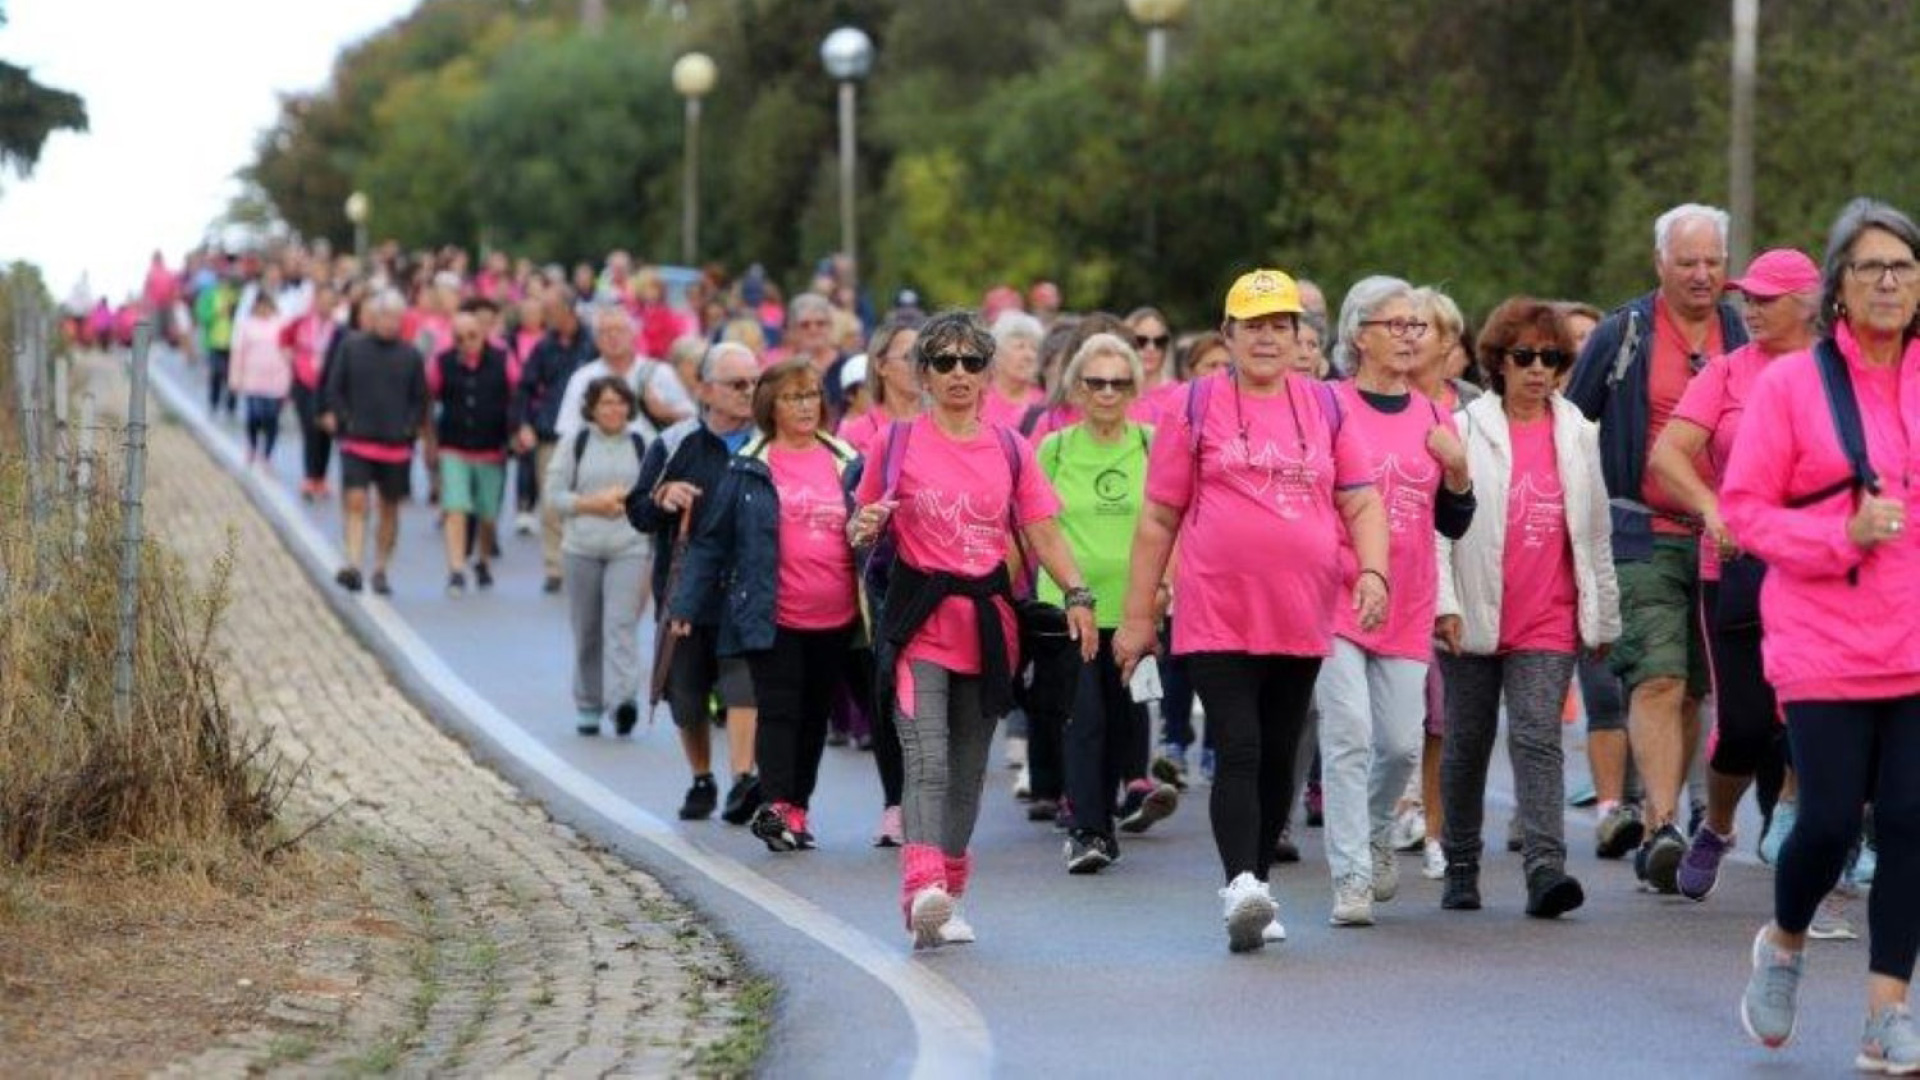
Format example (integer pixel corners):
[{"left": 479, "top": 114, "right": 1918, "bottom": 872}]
[
  {"left": 564, "top": 550, "right": 645, "bottom": 713},
  {"left": 1439, "top": 650, "right": 1578, "bottom": 876},
  {"left": 895, "top": 660, "right": 998, "bottom": 856}
]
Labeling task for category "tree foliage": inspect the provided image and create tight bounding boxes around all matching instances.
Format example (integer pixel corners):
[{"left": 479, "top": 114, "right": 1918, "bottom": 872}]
[
  {"left": 243, "top": 0, "right": 1920, "bottom": 326},
  {"left": 0, "top": 3, "right": 88, "bottom": 185}
]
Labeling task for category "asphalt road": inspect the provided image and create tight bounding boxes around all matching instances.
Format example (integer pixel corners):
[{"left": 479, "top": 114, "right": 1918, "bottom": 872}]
[{"left": 150, "top": 347, "right": 1871, "bottom": 1079}]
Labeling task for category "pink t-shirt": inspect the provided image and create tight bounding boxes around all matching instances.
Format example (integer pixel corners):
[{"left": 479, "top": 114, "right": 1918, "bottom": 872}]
[
  {"left": 1498, "top": 417, "right": 1578, "bottom": 652},
  {"left": 770, "top": 445, "right": 858, "bottom": 630},
  {"left": 839, "top": 405, "right": 916, "bottom": 455},
  {"left": 980, "top": 384, "right": 1044, "bottom": 428},
  {"left": 1331, "top": 383, "right": 1454, "bottom": 660},
  {"left": 855, "top": 416, "right": 1061, "bottom": 677},
  {"left": 1146, "top": 372, "right": 1375, "bottom": 657},
  {"left": 1028, "top": 390, "right": 1177, "bottom": 440},
  {"left": 1672, "top": 342, "right": 1775, "bottom": 581}
]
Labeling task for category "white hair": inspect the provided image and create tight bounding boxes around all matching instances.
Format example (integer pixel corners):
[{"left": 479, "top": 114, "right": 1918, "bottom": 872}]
[
  {"left": 789, "top": 292, "right": 833, "bottom": 321},
  {"left": 1061, "top": 332, "right": 1145, "bottom": 391},
  {"left": 370, "top": 288, "right": 407, "bottom": 315},
  {"left": 699, "top": 341, "right": 757, "bottom": 382},
  {"left": 593, "top": 304, "right": 635, "bottom": 332},
  {"left": 991, "top": 310, "right": 1044, "bottom": 348},
  {"left": 1331, "top": 275, "right": 1415, "bottom": 377},
  {"left": 1654, "top": 203, "right": 1731, "bottom": 260}
]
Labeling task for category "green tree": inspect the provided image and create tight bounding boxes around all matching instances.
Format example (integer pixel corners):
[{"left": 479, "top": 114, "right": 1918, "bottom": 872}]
[{"left": 0, "top": 5, "right": 87, "bottom": 186}]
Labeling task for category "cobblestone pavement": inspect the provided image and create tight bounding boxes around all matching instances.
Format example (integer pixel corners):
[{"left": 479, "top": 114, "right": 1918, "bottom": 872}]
[{"left": 90, "top": 359, "right": 757, "bottom": 1077}]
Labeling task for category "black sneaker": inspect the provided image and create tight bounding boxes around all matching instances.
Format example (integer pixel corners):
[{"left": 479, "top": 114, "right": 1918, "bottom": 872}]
[
  {"left": 1273, "top": 827, "right": 1302, "bottom": 864},
  {"left": 720, "top": 773, "right": 762, "bottom": 825},
  {"left": 1442, "top": 863, "right": 1482, "bottom": 911},
  {"left": 825, "top": 729, "right": 850, "bottom": 748},
  {"left": 1644, "top": 824, "right": 1686, "bottom": 895},
  {"left": 750, "top": 803, "right": 797, "bottom": 853},
  {"left": 473, "top": 562, "right": 494, "bottom": 590},
  {"left": 1525, "top": 866, "right": 1586, "bottom": 919},
  {"left": 1065, "top": 830, "right": 1114, "bottom": 875},
  {"left": 678, "top": 775, "right": 718, "bottom": 821},
  {"left": 1026, "top": 798, "right": 1059, "bottom": 823},
  {"left": 446, "top": 571, "right": 468, "bottom": 596},
  {"left": 1118, "top": 782, "right": 1178, "bottom": 835},
  {"left": 1596, "top": 803, "right": 1646, "bottom": 860},
  {"left": 371, "top": 570, "right": 392, "bottom": 597},
  {"left": 335, "top": 566, "right": 364, "bottom": 592},
  {"left": 542, "top": 575, "right": 563, "bottom": 594},
  {"left": 612, "top": 700, "right": 639, "bottom": 737}
]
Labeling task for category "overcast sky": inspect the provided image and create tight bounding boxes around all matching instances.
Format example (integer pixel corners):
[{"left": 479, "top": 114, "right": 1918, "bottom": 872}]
[{"left": 0, "top": 0, "right": 416, "bottom": 305}]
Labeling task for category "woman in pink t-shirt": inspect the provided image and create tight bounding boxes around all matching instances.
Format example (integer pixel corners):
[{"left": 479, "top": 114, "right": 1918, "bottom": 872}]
[
  {"left": 1434, "top": 297, "right": 1619, "bottom": 917},
  {"left": 1112, "top": 269, "right": 1389, "bottom": 954},
  {"left": 228, "top": 292, "right": 292, "bottom": 466},
  {"left": 836, "top": 319, "right": 921, "bottom": 456},
  {"left": 979, "top": 311, "right": 1046, "bottom": 427},
  {"left": 283, "top": 282, "right": 339, "bottom": 498},
  {"left": 1649, "top": 248, "right": 1820, "bottom": 899},
  {"left": 670, "top": 360, "right": 864, "bottom": 854},
  {"left": 1313, "top": 277, "right": 1475, "bottom": 929},
  {"left": 848, "top": 311, "right": 1097, "bottom": 950}
]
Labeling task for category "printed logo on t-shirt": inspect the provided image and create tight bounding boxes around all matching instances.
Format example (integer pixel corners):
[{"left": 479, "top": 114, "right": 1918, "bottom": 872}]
[
  {"left": 1093, "top": 467, "right": 1132, "bottom": 511},
  {"left": 780, "top": 485, "right": 849, "bottom": 538},
  {"left": 1220, "top": 437, "right": 1321, "bottom": 520},
  {"left": 1374, "top": 453, "right": 1437, "bottom": 536},
  {"left": 1510, "top": 472, "right": 1567, "bottom": 549},
  {"left": 912, "top": 490, "right": 1008, "bottom": 571}
]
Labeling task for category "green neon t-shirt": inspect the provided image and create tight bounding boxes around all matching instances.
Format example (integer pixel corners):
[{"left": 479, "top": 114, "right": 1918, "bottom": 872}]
[{"left": 1035, "top": 421, "right": 1152, "bottom": 629}]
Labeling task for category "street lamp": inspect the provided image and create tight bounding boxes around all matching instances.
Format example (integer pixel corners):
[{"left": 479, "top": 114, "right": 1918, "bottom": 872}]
[
  {"left": 820, "top": 26, "right": 874, "bottom": 269},
  {"left": 672, "top": 52, "right": 718, "bottom": 266},
  {"left": 1125, "top": 0, "right": 1192, "bottom": 84},
  {"left": 344, "top": 190, "right": 370, "bottom": 266},
  {"left": 1728, "top": 0, "right": 1758, "bottom": 271}
]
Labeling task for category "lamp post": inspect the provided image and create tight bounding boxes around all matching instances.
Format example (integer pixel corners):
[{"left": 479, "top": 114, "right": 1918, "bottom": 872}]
[
  {"left": 1728, "top": 0, "right": 1758, "bottom": 272},
  {"left": 344, "top": 191, "right": 370, "bottom": 267},
  {"left": 672, "top": 52, "right": 718, "bottom": 266},
  {"left": 820, "top": 27, "right": 875, "bottom": 268},
  {"left": 1125, "top": 0, "right": 1192, "bottom": 84}
]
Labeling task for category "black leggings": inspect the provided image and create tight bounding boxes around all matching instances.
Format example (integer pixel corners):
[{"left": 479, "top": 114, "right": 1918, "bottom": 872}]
[
  {"left": 1065, "top": 629, "right": 1151, "bottom": 836},
  {"left": 847, "top": 646, "right": 903, "bottom": 806},
  {"left": 746, "top": 624, "right": 853, "bottom": 810},
  {"left": 1699, "top": 582, "right": 1786, "bottom": 778},
  {"left": 290, "top": 382, "right": 332, "bottom": 484},
  {"left": 1185, "top": 652, "right": 1321, "bottom": 884},
  {"left": 1776, "top": 696, "right": 1920, "bottom": 981}
]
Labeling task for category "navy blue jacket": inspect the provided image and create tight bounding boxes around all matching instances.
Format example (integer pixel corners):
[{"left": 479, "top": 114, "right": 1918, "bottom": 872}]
[
  {"left": 513, "top": 325, "right": 597, "bottom": 441},
  {"left": 1564, "top": 291, "right": 1747, "bottom": 562},
  {"left": 669, "top": 432, "right": 864, "bottom": 656},
  {"left": 625, "top": 418, "right": 747, "bottom": 625}
]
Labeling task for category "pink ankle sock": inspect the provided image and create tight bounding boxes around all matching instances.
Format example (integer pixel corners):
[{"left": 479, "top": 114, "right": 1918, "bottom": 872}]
[
  {"left": 899, "top": 844, "right": 947, "bottom": 926},
  {"left": 944, "top": 853, "right": 972, "bottom": 900}
]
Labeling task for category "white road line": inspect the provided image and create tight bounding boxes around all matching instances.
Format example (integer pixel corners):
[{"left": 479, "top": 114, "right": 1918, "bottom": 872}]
[{"left": 148, "top": 357, "right": 993, "bottom": 1080}]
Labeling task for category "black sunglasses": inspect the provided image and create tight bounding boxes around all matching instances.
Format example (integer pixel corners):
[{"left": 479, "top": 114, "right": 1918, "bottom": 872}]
[
  {"left": 923, "top": 352, "right": 991, "bottom": 375},
  {"left": 1503, "top": 347, "right": 1571, "bottom": 370},
  {"left": 1133, "top": 334, "right": 1170, "bottom": 350},
  {"left": 1081, "top": 376, "right": 1136, "bottom": 394}
]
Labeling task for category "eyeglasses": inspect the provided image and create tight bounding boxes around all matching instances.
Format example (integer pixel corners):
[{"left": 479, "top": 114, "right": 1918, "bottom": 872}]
[
  {"left": 795, "top": 318, "right": 831, "bottom": 329},
  {"left": 1133, "top": 334, "right": 1170, "bottom": 350},
  {"left": 1846, "top": 259, "right": 1920, "bottom": 286},
  {"left": 1081, "top": 376, "right": 1136, "bottom": 394},
  {"left": 923, "top": 352, "right": 991, "bottom": 375},
  {"left": 714, "top": 377, "right": 758, "bottom": 394},
  {"left": 1501, "top": 347, "right": 1572, "bottom": 370},
  {"left": 1360, "top": 318, "right": 1431, "bottom": 339},
  {"left": 776, "top": 390, "right": 822, "bottom": 406}
]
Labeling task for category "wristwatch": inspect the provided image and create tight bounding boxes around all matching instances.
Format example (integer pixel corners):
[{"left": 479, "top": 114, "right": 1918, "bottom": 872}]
[{"left": 1063, "top": 586, "right": 1096, "bottom": 611}]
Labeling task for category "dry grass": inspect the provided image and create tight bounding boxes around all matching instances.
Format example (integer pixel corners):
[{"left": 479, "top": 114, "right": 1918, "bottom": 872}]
[{"left": 0, "top": 269, "right": 294, "bottom": 869}]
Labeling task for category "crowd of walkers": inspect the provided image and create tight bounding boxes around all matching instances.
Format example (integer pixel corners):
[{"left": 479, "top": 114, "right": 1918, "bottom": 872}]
[{"left": 123, "top": 195, "right": 1920, "bottom": 1073}]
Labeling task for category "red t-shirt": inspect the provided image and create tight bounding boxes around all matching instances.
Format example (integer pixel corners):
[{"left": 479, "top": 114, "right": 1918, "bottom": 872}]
[
  {"left": 1644, "top": 296, "right": 1722, "bottom": 535},
  {"left": 769, "top": 445, "right": 857, "bottom": 630},
  {"left": 1145, "top": 372, "right": 1375, "bottom": 658},
  {"left": 1331, "top": 383, "right": 1456, "bottom": 661},
  {"left": 854, "top": 416, "right": 1060, "bottom": 681},
  {"left": 1499, "top": 417, "right": 1578, "bottom": 653},
  {"left": 1672, "top": 341, "right": 1776, "bottom": 581}
]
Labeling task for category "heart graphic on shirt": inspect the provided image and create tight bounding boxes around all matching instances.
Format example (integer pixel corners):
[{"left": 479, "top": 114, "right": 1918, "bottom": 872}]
[
  {"left": 1374, "top": 453, "right": 1438, "bottom": 535},
  {"left": 1509, "top": 471, "right": 1567, "bottom": 549},
  {"left": 911, "top": 489, "right": 1008, "bottom": 571},
  {"left": 1219, "top": 437, "right": 1321, "bottom": 521},
  {"left": 780, "top": 485, "right": 849, "bottom": 538}
]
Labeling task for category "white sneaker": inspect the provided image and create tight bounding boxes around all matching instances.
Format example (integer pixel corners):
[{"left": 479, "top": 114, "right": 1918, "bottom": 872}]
[
  {"left": 1389, "top": 803, "right": 1426, "bottom": 853},
  {"left": 1331, "top": 874, "right": 1375, "bottom": 927},
  {"left": 514, "top": 511, "right": 537, "bottom": 536},
  {"left": 1219, "top": 872, "right": 1277, "bottom": 953},
  {"left": 1262, "top": 917, "right": 1288, "bottom": 944},
  {"left": 1005, "top": 735, "right": 1028, "bottom": 770},
  {"left": 1013, "top": 763, "right": 1032, "bottom": 800},
  {"left": 1371, "top": 841, "right": 1400, "bottom": 902},
  {"left": 1422, "top": 838, "right": 1446, "bottom": 881},
  {"left": 910, "top": 887, "right": 954, "bottom": 951},
  {"left": 941, "top": 906, "right": 977, "bottom": 946}
]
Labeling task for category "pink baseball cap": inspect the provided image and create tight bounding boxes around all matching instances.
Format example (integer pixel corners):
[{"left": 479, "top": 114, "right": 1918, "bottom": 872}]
[{"left": 1727, "top": 248, "right": 1820, "bottom": 298}]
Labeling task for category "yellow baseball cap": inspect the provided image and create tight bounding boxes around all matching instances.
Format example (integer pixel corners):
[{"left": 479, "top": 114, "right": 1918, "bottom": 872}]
[{"left": 1223, "top": 268, "right": 1304, "bottom": 321}]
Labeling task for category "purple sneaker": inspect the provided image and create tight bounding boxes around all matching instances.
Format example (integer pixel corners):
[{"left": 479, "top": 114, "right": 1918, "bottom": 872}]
[{"left": 1678, "top": 825, "right": 1733, "bottom": 901}]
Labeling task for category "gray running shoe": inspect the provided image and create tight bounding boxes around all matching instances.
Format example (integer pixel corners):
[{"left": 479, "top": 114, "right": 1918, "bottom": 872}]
[
  {"left": 1858, "top": 1003, "right": 1920, "bottom": 1074},
  {"left": 1371, "top": 840, "right": 1399, "bottom": 902},
  {"left": 1330, "top": 874, "right": 1375, "bottom": 927},
  {"left": 1808, "top": 890, "right": 1859, "bottom": 942},
  {"left": 1740, "top": 925, "right": 1804, "bottom": 1050}
]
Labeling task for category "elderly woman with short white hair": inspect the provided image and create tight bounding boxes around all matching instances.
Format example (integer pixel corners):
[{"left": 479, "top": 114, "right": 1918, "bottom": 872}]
[{"left": 983, "top": 310, "right": 1046, "bottom": 427}]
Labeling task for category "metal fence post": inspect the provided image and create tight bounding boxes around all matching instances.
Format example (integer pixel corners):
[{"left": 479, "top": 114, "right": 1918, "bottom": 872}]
[
  {"left": 112, "top": 320, "right": 154, "bottom": 731},
  {"left": 74, "top": 391, "right": 97, "bottom": 555}
]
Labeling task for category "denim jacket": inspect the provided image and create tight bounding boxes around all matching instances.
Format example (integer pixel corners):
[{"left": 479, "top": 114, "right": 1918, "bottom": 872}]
[{"left": 669, "top": 431, "right": 864, "bottom": 656}]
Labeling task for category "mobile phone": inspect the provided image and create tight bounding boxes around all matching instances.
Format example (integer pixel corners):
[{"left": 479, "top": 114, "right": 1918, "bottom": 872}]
[{"left": 1128, "top": 654, "right": 1164, "bottom": 704}]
